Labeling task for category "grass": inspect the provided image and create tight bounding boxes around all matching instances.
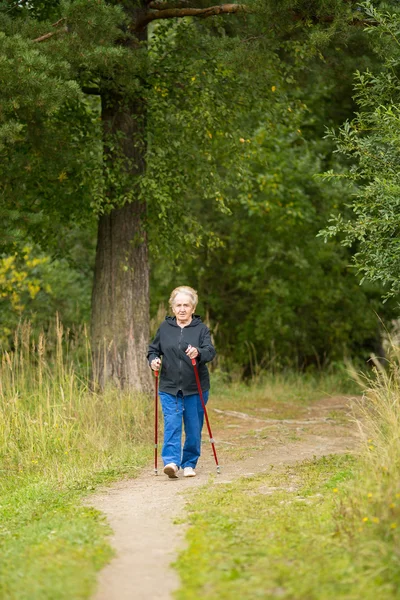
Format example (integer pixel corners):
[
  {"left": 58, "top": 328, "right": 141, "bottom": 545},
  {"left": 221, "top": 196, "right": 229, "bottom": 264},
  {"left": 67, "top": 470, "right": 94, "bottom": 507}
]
[
  {"left": 175, "top": 354, "right": 400, "bottom": 599},
  {"left": 338, "top": 352, "right": 400, "bottom": 590},
  {"left": 175, "top": 456, "right": 362, "bottom": 600},
  {"left": 0, "top": 481, "right": 112, "bottom": 600},
  {"left": 175, "top": 455, "right": 400, "bottom": 599},
  {"left": 0, "top": 322, "right": 154, "bottom": 599},
  {"left": 211, "top": 367, "right": 360, "bottom": 416}
]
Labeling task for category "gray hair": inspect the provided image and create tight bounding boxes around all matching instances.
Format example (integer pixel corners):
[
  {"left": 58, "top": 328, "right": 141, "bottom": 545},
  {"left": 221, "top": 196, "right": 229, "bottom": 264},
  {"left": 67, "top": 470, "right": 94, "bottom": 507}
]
[{"left": 169, "top": 286, "right": 198, "bottom": 311}]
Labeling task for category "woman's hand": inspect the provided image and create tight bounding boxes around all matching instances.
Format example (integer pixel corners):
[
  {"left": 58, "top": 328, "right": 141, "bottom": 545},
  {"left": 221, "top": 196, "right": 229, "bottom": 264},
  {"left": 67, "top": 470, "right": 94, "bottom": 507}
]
[
  {"left": 151, "top": 358, "right": 161, "bottom": 371},
  {"left": 186, "top": 345, "right": 199, "bottom": 360}
]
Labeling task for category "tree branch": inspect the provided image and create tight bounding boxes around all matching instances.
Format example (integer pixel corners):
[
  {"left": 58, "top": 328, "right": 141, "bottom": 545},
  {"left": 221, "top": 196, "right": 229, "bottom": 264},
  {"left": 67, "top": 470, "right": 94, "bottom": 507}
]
[
  {"left": 32, "top": 17, "right": 68, "bottom": 43},
  {"left": 51, "top": 17, "right": 67, "bottom": 28},
  {"left": 135, "top": 3, "right": 249, "bottom": 31},
  {"left": 32, "top": 27, "right": 68, "bottom": 43}
]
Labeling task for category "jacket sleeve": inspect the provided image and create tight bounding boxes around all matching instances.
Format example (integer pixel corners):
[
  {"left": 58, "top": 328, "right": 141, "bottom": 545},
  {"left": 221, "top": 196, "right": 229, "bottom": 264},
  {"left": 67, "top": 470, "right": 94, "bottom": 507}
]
[
  {"left": 147, "top": 327, "right": 163, "bottom": 365},
  {"left": 197, "top": 326, "right": 216, "bottom": 364}
]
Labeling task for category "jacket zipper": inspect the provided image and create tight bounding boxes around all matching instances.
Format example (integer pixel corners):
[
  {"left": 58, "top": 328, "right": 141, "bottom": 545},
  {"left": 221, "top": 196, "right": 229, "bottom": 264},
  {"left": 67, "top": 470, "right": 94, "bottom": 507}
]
[{"left": 178, "top": 327, "right": 183, "bottom": 392}]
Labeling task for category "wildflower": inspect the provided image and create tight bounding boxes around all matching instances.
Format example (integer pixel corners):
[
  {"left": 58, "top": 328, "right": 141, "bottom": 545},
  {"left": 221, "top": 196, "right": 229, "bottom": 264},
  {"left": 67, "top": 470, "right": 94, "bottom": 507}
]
[
  {"left": 333, "top": 488, "right": 338, "bottom": 493},
  {"left": 367, "top": 493, "right": 373, "bottom": 499},
  {"left": 372, "top": 517, "right": 380, "bottom": 524},
  {"left": 391, "top": 523, "right": 397, "bottom": 529},
  {"left": 363, "top": 517, "right": 369, "bottom": 523},
  {"left": 271, "top": 86, "right": 276, "bottom": 92},
  {"left": 369, "top": 445, "right": 374, "bottom": 451},
  {"left": 389, "top": 503, "right": 396, "bottom": 509}
]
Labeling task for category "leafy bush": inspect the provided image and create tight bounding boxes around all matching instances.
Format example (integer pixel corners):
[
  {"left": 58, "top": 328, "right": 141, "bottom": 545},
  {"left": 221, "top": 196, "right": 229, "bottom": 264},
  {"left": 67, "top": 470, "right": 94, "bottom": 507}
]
[{"left": 321, "top": 2, "right": 400, "bottom": 298}]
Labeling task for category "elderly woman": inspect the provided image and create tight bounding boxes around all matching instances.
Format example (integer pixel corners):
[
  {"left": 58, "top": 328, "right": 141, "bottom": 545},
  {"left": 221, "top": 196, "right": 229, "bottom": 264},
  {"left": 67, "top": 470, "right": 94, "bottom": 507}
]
[{"left": 147, "top": 286, "right": 216, "bottom": 479}]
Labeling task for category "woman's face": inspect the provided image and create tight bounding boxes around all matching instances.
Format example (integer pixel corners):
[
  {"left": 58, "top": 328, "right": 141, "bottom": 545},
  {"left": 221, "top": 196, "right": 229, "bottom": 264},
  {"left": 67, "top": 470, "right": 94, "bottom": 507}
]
[{"left": 172, "top": 293, "right": 194, "bottom": 323}]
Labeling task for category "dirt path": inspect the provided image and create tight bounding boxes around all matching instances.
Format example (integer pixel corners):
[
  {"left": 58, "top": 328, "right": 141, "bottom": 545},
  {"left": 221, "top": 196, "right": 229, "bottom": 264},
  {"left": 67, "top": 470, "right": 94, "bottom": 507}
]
[{"left": 89, "top": 394, "right": 359, "bottom": 600}]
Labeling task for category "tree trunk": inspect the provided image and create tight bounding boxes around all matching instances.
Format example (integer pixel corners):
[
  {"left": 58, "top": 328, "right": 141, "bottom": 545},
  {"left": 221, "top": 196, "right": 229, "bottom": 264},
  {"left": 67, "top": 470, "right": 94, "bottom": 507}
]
[{"left": 91, "top": 91, "right": 152, "bottom": 393}]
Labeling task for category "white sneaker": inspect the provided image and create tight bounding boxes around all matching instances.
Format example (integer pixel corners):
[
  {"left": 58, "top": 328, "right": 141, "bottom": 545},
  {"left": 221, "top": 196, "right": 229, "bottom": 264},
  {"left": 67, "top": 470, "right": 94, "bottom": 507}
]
[
  {"left": 183, "top": 467, "right": 196, "bottom": 477},
  {"left": 163, "top": 463, "right": 179, "bottom": 478}
]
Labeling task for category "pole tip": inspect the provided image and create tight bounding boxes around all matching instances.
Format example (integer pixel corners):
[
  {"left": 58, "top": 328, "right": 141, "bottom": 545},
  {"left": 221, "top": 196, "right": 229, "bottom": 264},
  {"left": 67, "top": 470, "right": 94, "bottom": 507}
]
[{"left": 216, "top": 466, "right": 221, "bottom": 474}]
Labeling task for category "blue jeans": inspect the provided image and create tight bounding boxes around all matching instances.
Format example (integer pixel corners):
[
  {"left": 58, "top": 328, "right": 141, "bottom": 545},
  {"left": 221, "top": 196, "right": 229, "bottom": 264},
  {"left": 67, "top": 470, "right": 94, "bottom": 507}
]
[{"left": 159, "top": 390, "right": 209, "bottom": 469}]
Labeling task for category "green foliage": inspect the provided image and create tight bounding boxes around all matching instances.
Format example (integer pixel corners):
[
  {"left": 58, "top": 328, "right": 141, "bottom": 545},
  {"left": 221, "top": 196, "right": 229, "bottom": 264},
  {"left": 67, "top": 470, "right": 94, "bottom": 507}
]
[
  {"left": 320, "top": 2, "right": 400, "bottom": 297},
  {"left": 0, "top": 30, "right": 81, "bottom": 146},
  {"left": 143, "top": 18, "right": 245, "bottom": 255},
  {"left": 2, "top": 0, "right": 62, "bottom": 21},
  {"left": 0, "top": 32, "right": 100, "bottom": 253},
  {"left": 0, "top": 238, "right": 95, "bottom": 348},
  {"left": 0, "top": 247, "right": 50, "bottom": 344},
  {"left": 142, "top": 2, "right": 377, "bottom": 260},
  {"left": 0, "top": 3, "right": 122, "bottom": 254},
  {"left": 0, "top": 0, "right": 398, "bottom": 366},
  {"left": 149, "top": 18, "right": 395, "bottom": 369}
]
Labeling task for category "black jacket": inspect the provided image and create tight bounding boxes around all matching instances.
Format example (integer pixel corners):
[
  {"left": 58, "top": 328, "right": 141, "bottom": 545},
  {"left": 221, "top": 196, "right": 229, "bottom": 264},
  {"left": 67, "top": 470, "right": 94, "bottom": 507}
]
[{"left": 147, "top": 316, "right": 216, "bottom": 395}]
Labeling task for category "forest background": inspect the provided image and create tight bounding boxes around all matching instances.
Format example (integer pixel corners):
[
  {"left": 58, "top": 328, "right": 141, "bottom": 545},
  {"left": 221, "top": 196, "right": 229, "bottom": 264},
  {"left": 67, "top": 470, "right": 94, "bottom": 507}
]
[{"left": 2, "top": 0, "right": 400, "bottom": 382}]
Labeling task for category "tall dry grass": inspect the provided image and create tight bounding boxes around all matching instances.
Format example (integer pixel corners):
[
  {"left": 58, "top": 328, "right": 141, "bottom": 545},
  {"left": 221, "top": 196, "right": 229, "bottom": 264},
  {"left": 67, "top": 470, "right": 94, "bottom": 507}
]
[
  {"left": 0, "top": 320, "right": 153, "bottom": 490},
  {"left": 335, "top": 347, "right": 400, "bottom": 590}
]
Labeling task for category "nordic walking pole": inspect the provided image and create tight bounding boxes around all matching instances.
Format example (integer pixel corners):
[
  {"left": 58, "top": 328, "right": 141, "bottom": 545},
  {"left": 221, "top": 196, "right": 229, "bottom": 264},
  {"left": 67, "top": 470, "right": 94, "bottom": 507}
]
[
  {"left": 188, "top": 347, "right": 220, "bottom": 474},
  {"left": 154, "top": 370, "right": 159, "bottom": 475}
]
